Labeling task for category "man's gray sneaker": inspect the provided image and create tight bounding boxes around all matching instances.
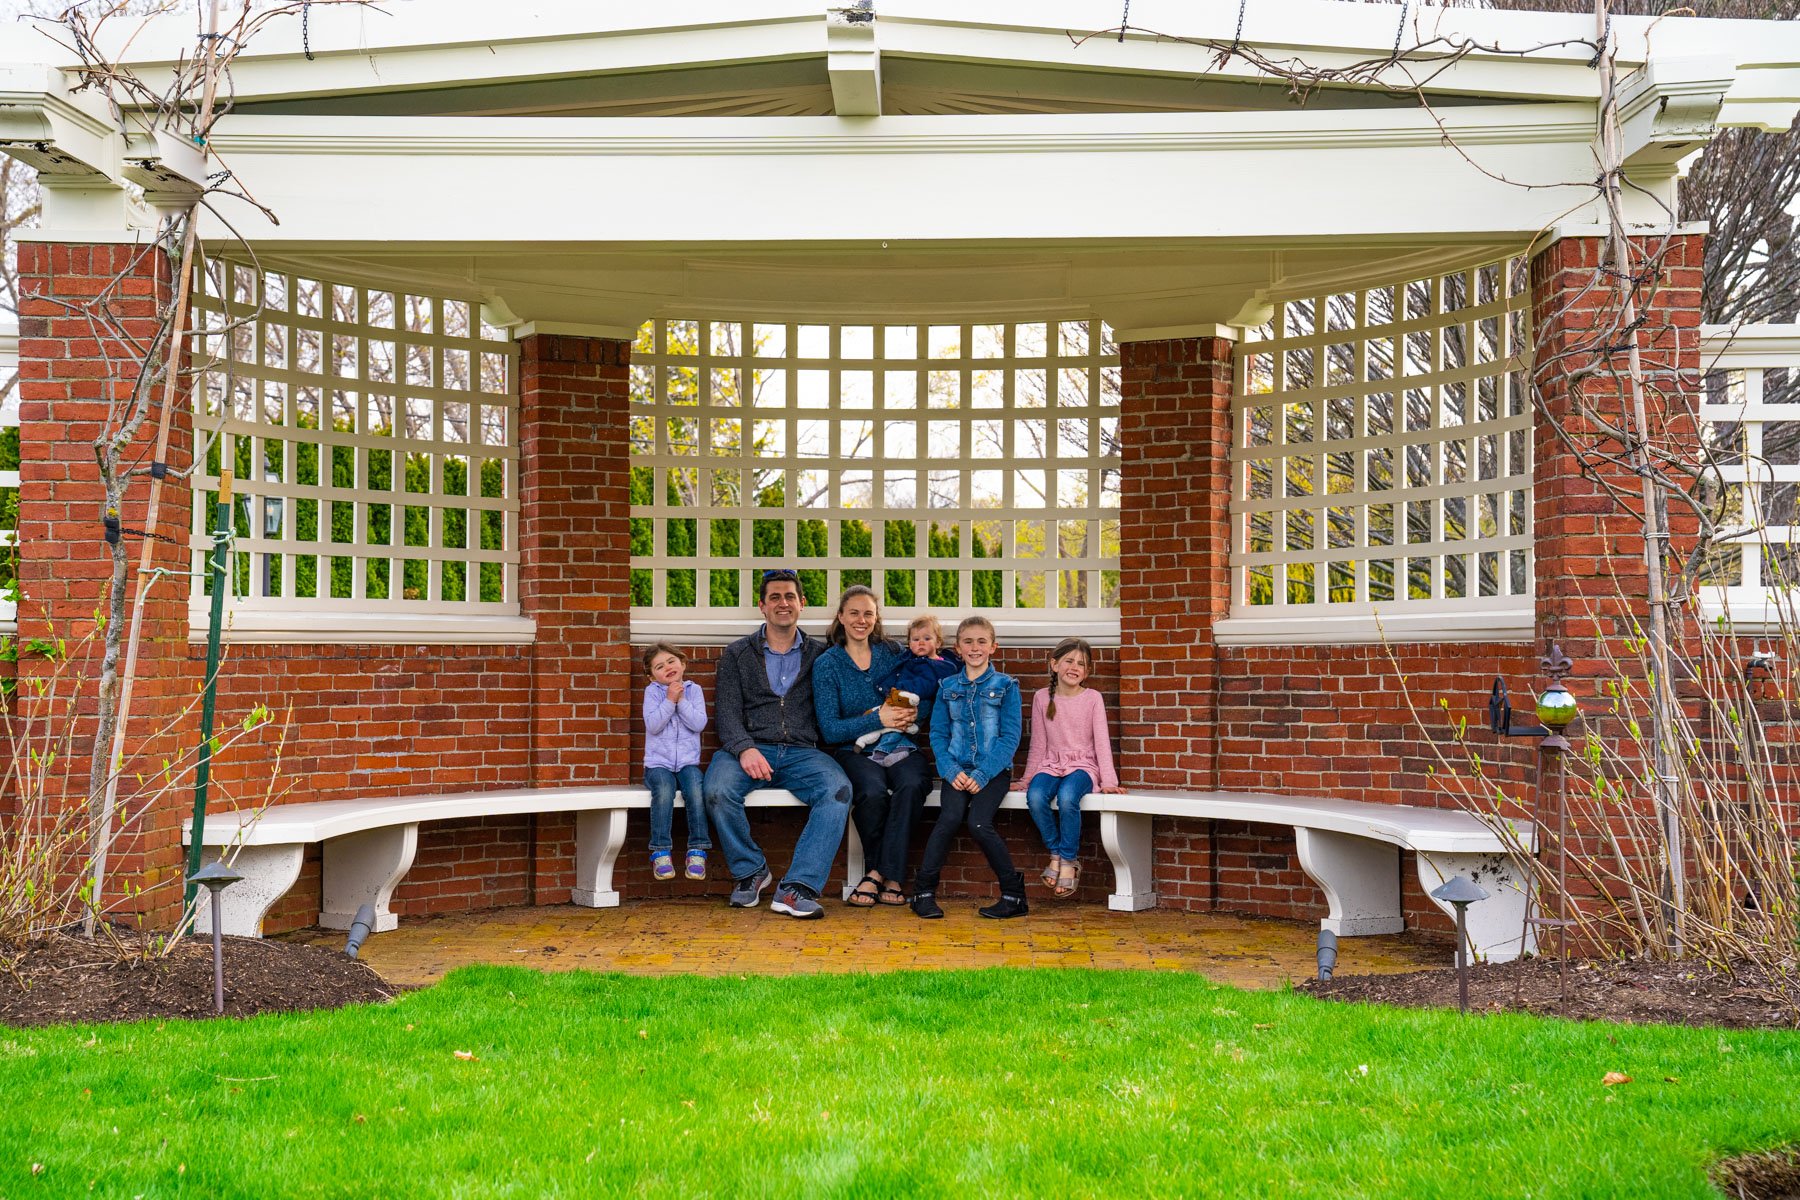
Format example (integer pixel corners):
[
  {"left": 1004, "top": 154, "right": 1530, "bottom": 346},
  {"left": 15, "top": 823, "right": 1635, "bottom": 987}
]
[
  {"left": 728, "top": 866, "right": 773, "bottom": 908},
  {"left": 770, "top": 885, "right": 824, "bottom": 919}
]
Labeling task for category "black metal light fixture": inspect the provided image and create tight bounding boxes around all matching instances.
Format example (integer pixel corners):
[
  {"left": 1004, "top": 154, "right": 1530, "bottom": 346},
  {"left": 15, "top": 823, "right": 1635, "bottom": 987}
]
[
  {"left": 190, "top": 860, "right": 242, "bottom": 1015},
  {"left": 1430, "top": 876, "right": 1489, "bottom": 1014}
]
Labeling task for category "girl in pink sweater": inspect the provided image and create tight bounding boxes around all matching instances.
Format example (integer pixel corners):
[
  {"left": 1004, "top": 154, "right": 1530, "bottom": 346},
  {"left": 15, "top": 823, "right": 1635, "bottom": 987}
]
[{"left": 1014, "top": 637, "right": 1122, "bottom": 898}]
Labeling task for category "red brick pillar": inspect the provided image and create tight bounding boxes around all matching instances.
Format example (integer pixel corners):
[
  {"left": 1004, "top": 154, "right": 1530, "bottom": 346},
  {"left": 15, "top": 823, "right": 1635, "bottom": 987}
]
[
  {"left": 1116, "top": 336, "right": 1236, "bottom": 789},
  {"left": 14, "top": 240, "right": 197, "bottom": 927},
  {"left": 1530, "top": 233, "right": 1705, "bottom": 667},
  {"left": 1529, "top": 232, "right": 1705, "bottom": 937},
  {"left": 516, "top": 333, "right": 634, "bottom": 902}
]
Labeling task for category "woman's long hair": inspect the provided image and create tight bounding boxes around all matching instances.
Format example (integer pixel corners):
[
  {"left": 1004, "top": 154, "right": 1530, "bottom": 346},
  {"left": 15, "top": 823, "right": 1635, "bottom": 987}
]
[
  {"left": 825, "top": 584, "right": 886, "bottom": 648},
  {"left": 1045, "top": 637, "right": 1093, "bottom": 721}
]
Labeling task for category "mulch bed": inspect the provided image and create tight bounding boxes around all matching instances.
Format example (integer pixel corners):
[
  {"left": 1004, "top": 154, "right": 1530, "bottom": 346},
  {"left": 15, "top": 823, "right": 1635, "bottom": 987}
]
[
  {"left": 1300, "top": 957, "right": 1799, "bottom": 1030},
  {"left": 1714, "top": 1148, "right": 1800, "bottom": 1200},
  {"left": 0, "top": 930, "right": 395, "bottom": 1027}
]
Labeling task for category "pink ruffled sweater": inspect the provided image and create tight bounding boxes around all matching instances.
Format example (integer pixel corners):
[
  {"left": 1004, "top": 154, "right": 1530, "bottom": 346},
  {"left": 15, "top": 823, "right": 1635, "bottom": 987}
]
[{"left": 1021, "top": 687, "right": 1118, "bottom": 790}]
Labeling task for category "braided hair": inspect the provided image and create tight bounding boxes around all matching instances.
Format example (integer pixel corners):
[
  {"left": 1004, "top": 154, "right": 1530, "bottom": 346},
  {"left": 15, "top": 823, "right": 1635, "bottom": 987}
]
[{"left": 1045, "top": 636, "right": 1093, "bottom": 721}]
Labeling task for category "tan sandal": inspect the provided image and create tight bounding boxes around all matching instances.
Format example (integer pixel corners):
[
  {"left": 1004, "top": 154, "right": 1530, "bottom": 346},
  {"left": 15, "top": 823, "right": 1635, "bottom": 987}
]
[
  {"left": 1040, "top": 856, "right": 1062, "bottom": 889},
  {"left": 1053, "top": 860, "right": 1080, "bottom": 899}
]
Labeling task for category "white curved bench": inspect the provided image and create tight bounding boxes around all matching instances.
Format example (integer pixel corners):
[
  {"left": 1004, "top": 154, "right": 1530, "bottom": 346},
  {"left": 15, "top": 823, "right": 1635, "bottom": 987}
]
[
  {"left": 1077, "top": 792, "right": 1537, "bottom": 963},
  {"left": 185, "top": 786, "right": 1535, "bottom": 962}
]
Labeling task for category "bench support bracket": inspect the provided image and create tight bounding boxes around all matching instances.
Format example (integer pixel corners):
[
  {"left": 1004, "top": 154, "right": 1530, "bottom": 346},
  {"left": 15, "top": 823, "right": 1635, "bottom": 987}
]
[
  {"left": 195, "top": 844, "right": 305, "bottom": 938},
  {"left": 1101, "top": 811, "right": 1156, "bottom": 911},
  {"left": 573, "top": 809, "right": 629, "bottom": 908},
  {"left": 1293, "top": 827, "right": 1404, "bottom": 936},
  {"left": 1417, "top": 850, "right": 1536, "bottom": 964},
  {"left": 320, "top": 824, "right": 419, "bottom": 932}
]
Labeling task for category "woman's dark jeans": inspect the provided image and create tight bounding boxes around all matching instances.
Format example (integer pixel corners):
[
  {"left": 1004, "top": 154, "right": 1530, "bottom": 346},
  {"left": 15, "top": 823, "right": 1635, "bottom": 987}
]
[
  {"left": 913, "top": 771, "right": 1023, "bottom": 896},
  {"left": 833, "top": 746, "right": 931, "bottom": 885}
]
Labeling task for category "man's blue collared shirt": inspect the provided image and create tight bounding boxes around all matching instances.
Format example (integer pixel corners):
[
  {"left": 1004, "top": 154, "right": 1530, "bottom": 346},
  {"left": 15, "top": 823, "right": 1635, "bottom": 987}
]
[{"left": 759, "top": 624, "right": 805, "bottom": 697}]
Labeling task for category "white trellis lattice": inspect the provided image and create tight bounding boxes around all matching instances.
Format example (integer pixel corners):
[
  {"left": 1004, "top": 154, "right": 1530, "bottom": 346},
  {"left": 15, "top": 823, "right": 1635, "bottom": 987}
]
[
  {"left": 1698, "top": 324, "right": 1800, "bottom": 624},
  {"left": 629, "top": 317, "right": 1121, "bottom": 638},
  {"left": 1226, "top": 257, "right": 1535, "bottom": 639},
  {"left": 0, "top": 322, "right": 16, "bottom": 632},
  {"left": 189, "top": 262, "right": 521, "bottom": 637}
]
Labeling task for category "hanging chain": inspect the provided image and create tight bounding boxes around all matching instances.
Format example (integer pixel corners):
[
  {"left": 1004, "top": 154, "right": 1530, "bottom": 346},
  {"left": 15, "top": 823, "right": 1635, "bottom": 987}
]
[
  {"left": 1118, "top": 0, "right": 1129, "bottom": 42},
  {"left": 302, "top": 0, "right": 315, "bottom": 61},
  {"left": 1391, "top": 0, "right": 1410, "bottom": 61},
  {"left": 1231, "top": 0, "right": 1247, "bottom": 54}
]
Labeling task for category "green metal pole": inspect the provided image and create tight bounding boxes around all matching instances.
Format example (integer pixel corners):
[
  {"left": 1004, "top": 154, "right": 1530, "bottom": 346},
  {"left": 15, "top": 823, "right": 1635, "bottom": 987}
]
[{"left": 185, "top": 470, "right": 232, "bottom": 914}]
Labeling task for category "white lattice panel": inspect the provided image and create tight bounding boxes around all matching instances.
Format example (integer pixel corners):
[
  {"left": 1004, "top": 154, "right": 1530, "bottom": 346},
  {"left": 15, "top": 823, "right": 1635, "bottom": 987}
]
[
  {"left": 629, "top": 318, "right": 1120, "bottom": 631},
  {"left": 190, "top": 262, "right": 519, "bottom": 621},
  {"left": 0, "top": 322, "right": 16, "bottom": 629},
  {"left": 1230, "top": 258, "right": 1534, "bottom": 623},
  {"left": 1698, "top": 325, "right": 1800, "bottom": 622}
]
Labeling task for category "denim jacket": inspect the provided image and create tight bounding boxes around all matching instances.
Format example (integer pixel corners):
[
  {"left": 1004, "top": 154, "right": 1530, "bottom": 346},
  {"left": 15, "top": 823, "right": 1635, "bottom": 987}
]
[{"left": 928, "top": 664, "right": 1022, "bottom": 790}]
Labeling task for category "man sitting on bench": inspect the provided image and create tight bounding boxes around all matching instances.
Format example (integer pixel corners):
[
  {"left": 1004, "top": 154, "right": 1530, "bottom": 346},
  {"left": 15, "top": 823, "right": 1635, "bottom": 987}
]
[{"left": 702, "top": 568, "right": 853, "bottom": 919}]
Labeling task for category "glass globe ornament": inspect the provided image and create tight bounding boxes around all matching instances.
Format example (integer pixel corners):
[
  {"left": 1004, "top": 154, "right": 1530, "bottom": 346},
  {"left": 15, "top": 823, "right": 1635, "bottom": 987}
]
[{"left": 1534, "top": 682, "right": 1578, "bottom": 731}]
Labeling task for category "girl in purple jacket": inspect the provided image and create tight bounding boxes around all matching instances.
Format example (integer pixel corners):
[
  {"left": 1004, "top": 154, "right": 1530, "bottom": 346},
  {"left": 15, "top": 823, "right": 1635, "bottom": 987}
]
[{"left": 642, "top": 642, "right": 711, "bottom": 881}]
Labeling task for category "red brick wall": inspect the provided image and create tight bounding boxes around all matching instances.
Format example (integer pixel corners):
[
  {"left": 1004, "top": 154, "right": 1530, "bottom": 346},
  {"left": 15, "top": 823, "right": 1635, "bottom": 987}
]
[
  {"left": 1530, "top": 234, "right": 1704, "bottom": 936},
  {"left": 1117, "top": 336, "right": 1233, "bottom": 790},
  {"left": 518, "top": 334, "right": 635, "bottom": 901},
  {"left": 13, "top": 241, "right": 198, "bottom": 926}
]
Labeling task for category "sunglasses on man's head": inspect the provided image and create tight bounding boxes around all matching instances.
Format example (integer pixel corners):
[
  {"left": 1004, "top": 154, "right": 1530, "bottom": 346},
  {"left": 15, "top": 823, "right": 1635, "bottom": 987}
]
[{"left": 761, "top": 569, "right": 798, "bottom": 582}]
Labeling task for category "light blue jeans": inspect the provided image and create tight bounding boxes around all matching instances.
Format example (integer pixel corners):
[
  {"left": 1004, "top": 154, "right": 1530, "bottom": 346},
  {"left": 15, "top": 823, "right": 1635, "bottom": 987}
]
[
  {"left": 702, "top": 744, "right": 851, "bottom": 896},
  {"left": 1026, "top": 769, "right": 1094, "bottom": 860},
  {"left": 644, "top": 765, "right": 710, "bottom": 855}
]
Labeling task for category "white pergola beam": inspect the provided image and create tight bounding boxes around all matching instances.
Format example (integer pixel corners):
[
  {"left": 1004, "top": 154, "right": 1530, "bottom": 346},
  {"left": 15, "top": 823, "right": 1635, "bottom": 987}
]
[
  {"left": 1617, "top": 56, "right": 1734, "bottom": 170},
  {"left": 180, "top": 105, "right": 1637, "bottom": 249},
  {"left": 827, "top": 4, "right": 881, "bottom": 116}
]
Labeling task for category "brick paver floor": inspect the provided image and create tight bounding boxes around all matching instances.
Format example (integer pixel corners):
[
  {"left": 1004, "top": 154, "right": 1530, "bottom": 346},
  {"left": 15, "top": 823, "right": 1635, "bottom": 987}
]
[{"left": 295, "top": 900, "right": 1446, "bottom": 989}]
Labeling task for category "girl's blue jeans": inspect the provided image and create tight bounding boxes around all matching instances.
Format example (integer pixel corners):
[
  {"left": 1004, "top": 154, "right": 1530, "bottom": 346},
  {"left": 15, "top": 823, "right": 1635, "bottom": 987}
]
[
  {"left": 644, "top": 765, "right": 711, "bottom": 855},
  {"left": 1026, "top": 769, "right": 1094, "bottom": 860}
]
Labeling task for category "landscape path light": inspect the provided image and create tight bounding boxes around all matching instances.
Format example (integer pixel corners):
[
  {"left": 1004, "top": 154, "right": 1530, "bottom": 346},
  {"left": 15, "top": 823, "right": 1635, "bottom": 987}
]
[
  {"left": 190, "top": 860, "right": 242, "bottom": 1015},
  {"left": 1430, "top": 875, "right": 1490, "bottom": 1014}
]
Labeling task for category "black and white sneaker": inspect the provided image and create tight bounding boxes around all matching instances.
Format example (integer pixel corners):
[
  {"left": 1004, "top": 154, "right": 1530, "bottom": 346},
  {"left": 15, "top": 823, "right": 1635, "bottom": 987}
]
[
  {"left": 728, "top": 866, "right": 773, "bottom": 908},
  {"left": 770, "top": 885, "right": 824, "bottom": 919}
]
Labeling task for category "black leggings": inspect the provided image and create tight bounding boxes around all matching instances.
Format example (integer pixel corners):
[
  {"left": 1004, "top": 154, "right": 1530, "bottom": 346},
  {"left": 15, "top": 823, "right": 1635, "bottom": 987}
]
[
  {"left": 914, "top": 772, "right": 1023, "bottom": 896},
  {"left": 834, "top": 747, "right": 931, "bottom": 885}
]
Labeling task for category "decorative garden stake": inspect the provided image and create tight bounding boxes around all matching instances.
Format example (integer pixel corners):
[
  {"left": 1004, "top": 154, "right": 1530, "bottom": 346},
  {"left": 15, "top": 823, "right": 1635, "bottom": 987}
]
[
  {"left": 189, "top": 860, "right": 242, "bottom": 1015},
  {"left": 1489, "top": 642, "right": 1580, "bottom": 1003},
  {"left": 1430, "top": 875, "right": 1489, "bottom": 1014},
  {"left": 1534, "top": 644, "right": 1579, "bottom": 1004},
  {"left": 185, "top": 470, "right": 236, "bottom": 913}
]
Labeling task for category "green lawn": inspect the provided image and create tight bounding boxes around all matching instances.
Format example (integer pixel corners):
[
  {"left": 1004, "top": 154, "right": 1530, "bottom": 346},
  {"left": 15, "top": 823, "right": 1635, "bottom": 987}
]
[{"left": 1, "top": 967, "right": 1795, "bottom": 1198}]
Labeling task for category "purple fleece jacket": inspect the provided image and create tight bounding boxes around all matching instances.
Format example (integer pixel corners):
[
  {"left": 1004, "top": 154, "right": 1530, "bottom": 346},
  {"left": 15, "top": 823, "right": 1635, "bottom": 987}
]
[{"left": 643, "top": 681, "right": 708, "bottom": 772}]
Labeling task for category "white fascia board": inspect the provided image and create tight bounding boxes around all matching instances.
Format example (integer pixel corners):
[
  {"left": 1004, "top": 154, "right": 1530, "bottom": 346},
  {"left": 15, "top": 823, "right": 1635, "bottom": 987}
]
[
  {"left": 887, "top": 0, "right": 1800, "bottom": 75},
  {"left": 197, "top": 105, "right": 1624, "bottom": 246},
  {"left": 80, "top": 1, "right": 821, "bottom": 67},
  {"left": 70, "top": 5, "right": 824, "bottom": 107}
]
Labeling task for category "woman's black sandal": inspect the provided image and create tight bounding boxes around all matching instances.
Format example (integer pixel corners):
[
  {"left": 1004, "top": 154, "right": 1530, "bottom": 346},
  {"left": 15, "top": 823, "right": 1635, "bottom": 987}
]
[
  {"left": 847, "top": 873, "right": 882, "bottom": 907},
  {"left": 878, "top": 882, "right": 907, "bottom": 906}
]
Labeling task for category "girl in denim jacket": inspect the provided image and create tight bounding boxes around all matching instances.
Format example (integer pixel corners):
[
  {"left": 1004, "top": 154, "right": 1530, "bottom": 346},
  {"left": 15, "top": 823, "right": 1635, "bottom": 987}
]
[{"left": 911, "top": 615, "right": 1028, "bottom": 920}]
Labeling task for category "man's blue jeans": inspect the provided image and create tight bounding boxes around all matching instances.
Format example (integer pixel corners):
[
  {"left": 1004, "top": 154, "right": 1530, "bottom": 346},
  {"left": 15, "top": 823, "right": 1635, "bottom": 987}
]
[
  {"left": 644, "top": 765, "right": 710, "bottom": 855},
  {"left": 703, "top": 744, "right": 851, "bottom": 896},
  {"left": 1026, "top": 769, "right": 1094, "bottom": 860}
]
